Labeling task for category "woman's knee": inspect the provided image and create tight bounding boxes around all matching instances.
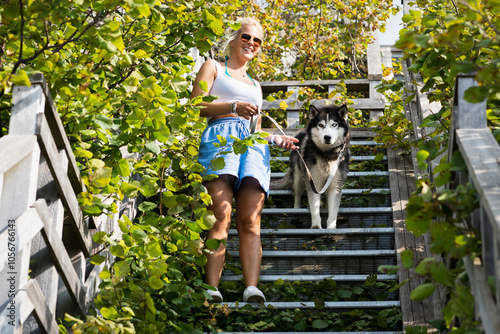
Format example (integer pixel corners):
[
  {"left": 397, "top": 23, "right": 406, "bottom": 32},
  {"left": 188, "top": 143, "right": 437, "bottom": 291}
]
[{"left": 236, "top": 218, "right": 261, "bottom": 236}]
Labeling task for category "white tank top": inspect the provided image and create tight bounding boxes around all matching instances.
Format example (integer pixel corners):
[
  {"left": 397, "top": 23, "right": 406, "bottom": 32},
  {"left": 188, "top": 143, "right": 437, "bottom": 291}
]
[{"left": 209, "top": 61, "right": 263, "bottom": 110}]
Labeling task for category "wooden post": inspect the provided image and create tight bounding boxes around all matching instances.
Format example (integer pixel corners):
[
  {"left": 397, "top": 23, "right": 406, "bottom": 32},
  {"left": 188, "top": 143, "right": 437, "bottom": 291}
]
[
  {"left": 367, "top": 30, "right": 385, "bottom": 121},
  {"left": 287, "top": 86, "right": 300, "bottom": 128},
  {"left": 453, "top": 74, "right": 487, "bottom": 130},
  {"left": 0, "top": 84, "right": 43, "bottom": 333}
]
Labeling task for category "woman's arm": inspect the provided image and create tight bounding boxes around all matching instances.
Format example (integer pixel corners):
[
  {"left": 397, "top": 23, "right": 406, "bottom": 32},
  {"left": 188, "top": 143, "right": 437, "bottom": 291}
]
[{"left": 190, "top": 59, "right": 233, "bottom": 118}]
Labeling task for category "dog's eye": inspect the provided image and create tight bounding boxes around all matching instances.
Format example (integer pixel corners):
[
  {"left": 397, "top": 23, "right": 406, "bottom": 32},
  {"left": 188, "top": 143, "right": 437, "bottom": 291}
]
[
  {"left": 318, "top": 123, "right": 325, "bottom": 128},
  {"left": 332, "top": 123, "right": 338, "bottom": 128}
]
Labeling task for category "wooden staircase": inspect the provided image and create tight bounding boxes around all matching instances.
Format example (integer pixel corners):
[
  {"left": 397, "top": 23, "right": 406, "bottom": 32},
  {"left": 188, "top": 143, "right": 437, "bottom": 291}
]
[
  {"left": 203, "top": 38, "right": 416, "bottom": 332},
  {"left": 211, "top": 127, "right": 403, "bottom": 333}
]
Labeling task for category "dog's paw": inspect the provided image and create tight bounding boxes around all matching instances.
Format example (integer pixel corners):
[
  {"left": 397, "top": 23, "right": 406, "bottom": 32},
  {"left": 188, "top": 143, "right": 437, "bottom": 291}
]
[
  {"left": 311, "top": 224, "right": 323, "bottom": 229},
  {"left": 326, "top": 224, "right": 337, "bottom": 229}
]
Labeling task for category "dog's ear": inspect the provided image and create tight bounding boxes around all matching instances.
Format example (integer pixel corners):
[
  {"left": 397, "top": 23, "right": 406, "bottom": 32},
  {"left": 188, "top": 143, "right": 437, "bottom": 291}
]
[
  {"left": 338, "top": 105, "right": 348, "bottom": 121},
  {"left": 309, "top": 105, "right": 319, "bottom": 119}
]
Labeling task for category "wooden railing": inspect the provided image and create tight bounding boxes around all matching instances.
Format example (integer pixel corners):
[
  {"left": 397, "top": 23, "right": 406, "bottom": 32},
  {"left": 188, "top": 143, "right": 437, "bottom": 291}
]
[
  {"left": 449, "top": 73, "right": 500, "bottom": 334},
  {"left": 400, "top": 3, "right": 500, "bottom": 329},
  {"left": 0, "top": 74, "right": 138, "bottom": 333}
]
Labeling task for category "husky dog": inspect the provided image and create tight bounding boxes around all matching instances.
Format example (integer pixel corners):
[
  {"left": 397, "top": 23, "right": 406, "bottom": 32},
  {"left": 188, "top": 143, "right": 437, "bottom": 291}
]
[{"left": 272, "top": 104, "right": 350, "bottom": 229}]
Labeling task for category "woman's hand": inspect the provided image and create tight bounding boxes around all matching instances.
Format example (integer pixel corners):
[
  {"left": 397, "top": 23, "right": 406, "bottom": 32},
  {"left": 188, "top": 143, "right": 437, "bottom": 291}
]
[
  {"left": 235, "top": 102, "right": 259, "bottom": 120},
  {"left": 271, "top": 135, "right": 299, "bottom": 150}
]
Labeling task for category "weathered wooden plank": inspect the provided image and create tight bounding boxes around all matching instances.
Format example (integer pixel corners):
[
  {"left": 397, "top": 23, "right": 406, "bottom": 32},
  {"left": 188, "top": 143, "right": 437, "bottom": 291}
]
[
  {"left": 456, "top": 129, "right": 500, "bottom": 230},
  {"left": 37, "top": 115, "right": 91, "bottom": 256},
  {"left": 453, "top": 75, "right": 487, "bottom": 130},
  {"left": 9, "top": 85, "right": 44, "bottom": 136},
  {"left": 260, "top": 78, "right": 370, "bottom": 93},
  {"left": 24, "top": 151, "right": 67, "bottom": 331},
  {"left": 262, "top": 98, "right": 386, "bottom": 111},
  {"left": 30, "top": 74, "right": 85, "bottom": 195},
  {"left": 367, "top": 31, "right": 383, "bottom": 81},
  {"left": 0, "top": 289, "right": 34, "bottom": 333},
  {"left": 0, "top": 207, "right": 43, "bottom": 275},
  {"left": 23, "top": 279, "right": 59, "bottom": 334},
  {"left": 222, "top": 301, "right": 401, "bottom": 309},
  {"left": 381, "top": 46, "right": 394, "bottom": 80},
  {"left": 0, "top": 134, "right": 40, "bottom": 334},
  {"left": 388, "top": 148, "right": 418, "bottom": 328},
  {"left": 388, "top": 148, "right": 438, "bottom": 330},
  {"left": 33, "top": 199, "right": 87, "bottom": 314},
  {"left": 464, "top": 257, "right": 500, "bottom": 334},
  {"left": 0, "top": 136, "right": 38, "bottom": 176}
]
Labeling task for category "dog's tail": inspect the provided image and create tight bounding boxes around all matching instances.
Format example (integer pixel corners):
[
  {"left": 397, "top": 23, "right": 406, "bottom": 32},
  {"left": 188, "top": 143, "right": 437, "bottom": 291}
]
[{"left": 270, "top": 169, "right": 294, "bottom": 189}]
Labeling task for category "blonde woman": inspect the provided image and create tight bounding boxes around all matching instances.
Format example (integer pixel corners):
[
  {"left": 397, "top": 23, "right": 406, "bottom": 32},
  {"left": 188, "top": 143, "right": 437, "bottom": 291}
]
[{"left": 191, "top": 17, "right": 298, "bottom": 303}]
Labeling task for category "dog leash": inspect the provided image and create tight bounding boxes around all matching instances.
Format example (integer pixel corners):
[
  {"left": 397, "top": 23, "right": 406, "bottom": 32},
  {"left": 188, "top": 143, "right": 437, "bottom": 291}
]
[{"left": 257, "top": 111, "right": 346, "bottom": 195}]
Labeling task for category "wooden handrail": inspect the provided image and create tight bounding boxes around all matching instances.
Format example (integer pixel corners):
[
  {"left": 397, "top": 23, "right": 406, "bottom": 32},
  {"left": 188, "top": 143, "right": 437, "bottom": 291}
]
[
  {"left": 401, "top": 2, "right": 500, "bottom": 332},
  {"left": 0, "top": 74, "right": 136, "bottom": 333}
]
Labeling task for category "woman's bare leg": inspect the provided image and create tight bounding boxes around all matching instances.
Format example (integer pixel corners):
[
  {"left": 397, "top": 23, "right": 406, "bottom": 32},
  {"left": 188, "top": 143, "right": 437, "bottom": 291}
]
[
  {"left": 204, "top": 175, "right": 236, "bottom": 288},
  {"left": 235, "top": 177, "right": 265, "bottom": 287}
]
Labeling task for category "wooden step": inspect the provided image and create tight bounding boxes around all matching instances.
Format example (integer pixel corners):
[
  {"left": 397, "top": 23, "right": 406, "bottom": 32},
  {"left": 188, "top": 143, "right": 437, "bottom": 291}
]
[
  {"left": 221, "top": 274, "right": 398, "bottom": 282},
  {"left": 272, "top": 155, "right": 387, "bottom": 162},
  {"left": 218, "top": 300, "right": 401, "bottom": 309},
  {"left": 269, "top": 188, "right": 390, "bottom": 196},
  {"left": 261, "top": 207, "right": 392, "bottom": 215},
  {"left": 219, "top": 332, "right": 403, "bottom": 334},
  {"left": 229, "top": 228, "right": 394, "bottom": 235},
  {"left": 271, "top": 171, "right": 389, "bottom": 179},
  {"left": 227, "top": 250, "right": 396, "bottom": 276},
  {"left": 227, "top": 228, "right": 395, "bottom": 251},
  {"left": 230, "top": 250, "right": 396, "bottom": 257}
]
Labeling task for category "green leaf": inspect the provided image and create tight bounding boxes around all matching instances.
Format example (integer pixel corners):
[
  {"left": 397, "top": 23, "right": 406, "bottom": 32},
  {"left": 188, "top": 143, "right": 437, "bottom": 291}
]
[
  {"left": 132, "top": 228, "right": 148, "bottom": 245},
  {"left": 464, "top": 86, "right": 489, "bottom": 103},
  {"left": 113, "top": 261, "right": 130, "bottom": 279},
  {"left": 199, "top": 211, "right": 216, "bottom": 230},
  {"left": 147, "top": 240, "right": 163, "bottom": 257},
  {"left": 116, "top": 159, "right": 130, "bottom": 177},
  {"left": 416, "top": 149, "right": 429, "bottom": 172},
  {"left": 206, "top": 238, "right": 222, "bottom": 250},
  {"left": 450, "top": 150, "right": 466, "bottom": 171},
  {"left": 148, "top": 276, "right": 164, "bottom": 290},
  {"left": 312, "top": 319, "right": 329, "bottom": 329},
  {"left": 110, "top": 244, "right": 126, "bottom": 258},
  {"left": 11, "top": 70, "right": 31, "bottom": 86},
  {"left": 145, "top": 142, "right": 161, "bottom": 154},
  {"left": 171, "top": 77, "right": 189, "bottom": 92},
  {"left": 100, "top": 307, "right": 119, "bottom": 320},
  {"left": 138, "top": 201, "right": 157, "bottom": 211},
  {"left": 93, "top": 167, "right": 112, "bottom": 188},
  {"left": 199, "top": 80, "right": 208, "bottom": 92},
  {"left": 90, "top": 254, "right": 106, "bottom": 265},
  {"left": 401, "top": 249, "right": 414, "bottom": 269},
  {"left": 410, "top": 283, "right": 436, "bottom": 301},
  {"left": 453, "top": 60, "right": 476, "bottom": 74},
  {"left": 211, "top": 157, "right": 226, "bottom": 171}
]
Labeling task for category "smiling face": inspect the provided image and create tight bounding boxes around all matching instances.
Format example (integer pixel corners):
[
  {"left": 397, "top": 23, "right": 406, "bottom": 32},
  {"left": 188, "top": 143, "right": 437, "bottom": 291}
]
[{"left": 230, "top": 24, "right": 262, "bottom": 62}]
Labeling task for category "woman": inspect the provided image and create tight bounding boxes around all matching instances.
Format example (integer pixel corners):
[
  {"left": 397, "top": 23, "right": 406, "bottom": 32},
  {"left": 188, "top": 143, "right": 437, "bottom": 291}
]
[{"left": 191, "top": 17, "right": 298, "bottom": 303}]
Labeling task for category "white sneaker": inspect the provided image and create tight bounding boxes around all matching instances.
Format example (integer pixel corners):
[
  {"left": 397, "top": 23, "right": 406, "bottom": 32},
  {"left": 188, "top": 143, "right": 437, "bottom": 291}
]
[
  {"left": 206, "top": 288, "right": 223, "bottom": 303},
  {"left": 243, "top": 285, "right": 266, "bottom": 303}
]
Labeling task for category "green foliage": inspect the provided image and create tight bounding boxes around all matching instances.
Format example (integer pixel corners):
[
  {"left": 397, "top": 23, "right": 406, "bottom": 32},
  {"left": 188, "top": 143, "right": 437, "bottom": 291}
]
[
  {"left": 242, "top": 0, "right": 398, "bottom": 81},
  {"left": 374, "top": 1, "right": 499, "bottom": 332},
  {"left": 0, "top": 0, "right": 400, "bottom": 333}
]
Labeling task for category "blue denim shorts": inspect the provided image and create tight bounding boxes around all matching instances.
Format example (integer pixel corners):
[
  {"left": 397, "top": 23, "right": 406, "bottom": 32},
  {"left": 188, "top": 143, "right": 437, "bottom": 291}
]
[{"left": 198, "top": 117, "right": 271, "bottom": 196}]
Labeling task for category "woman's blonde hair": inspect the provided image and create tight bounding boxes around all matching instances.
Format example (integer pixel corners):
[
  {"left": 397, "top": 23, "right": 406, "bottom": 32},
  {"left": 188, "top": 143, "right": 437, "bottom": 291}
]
[{"left": 221, "top": 17, "right": 264, "bottom": 57}]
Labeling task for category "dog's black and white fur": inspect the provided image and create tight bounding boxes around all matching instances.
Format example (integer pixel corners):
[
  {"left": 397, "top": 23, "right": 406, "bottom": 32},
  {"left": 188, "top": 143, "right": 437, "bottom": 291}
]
[{"left": 272, "top": 104, "right": 350, "bottom": 229}]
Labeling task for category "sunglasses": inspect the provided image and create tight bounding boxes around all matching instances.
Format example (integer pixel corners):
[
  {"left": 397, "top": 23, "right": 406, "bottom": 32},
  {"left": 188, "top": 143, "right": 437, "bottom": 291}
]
[{"left": 240, "top": 33, "right": 262, "bottom": 47}]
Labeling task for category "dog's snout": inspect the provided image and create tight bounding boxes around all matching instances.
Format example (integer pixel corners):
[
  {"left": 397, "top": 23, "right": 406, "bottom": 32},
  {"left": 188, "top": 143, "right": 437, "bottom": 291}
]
[{"left": 324, "top": 135, "right": 331, "bottom": 144}]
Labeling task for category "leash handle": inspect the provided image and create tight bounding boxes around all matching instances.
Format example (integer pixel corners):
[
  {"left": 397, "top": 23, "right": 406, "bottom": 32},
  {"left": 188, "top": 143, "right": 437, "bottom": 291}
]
[{"left": 260, "top": 111, "right": 345, "bottom": 195}]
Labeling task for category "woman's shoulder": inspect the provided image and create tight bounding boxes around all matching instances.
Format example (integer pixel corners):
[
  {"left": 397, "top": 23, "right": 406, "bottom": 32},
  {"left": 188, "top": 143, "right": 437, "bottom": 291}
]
[{"left": 201, "top": 58, "right": 223, "bottom": 70}]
